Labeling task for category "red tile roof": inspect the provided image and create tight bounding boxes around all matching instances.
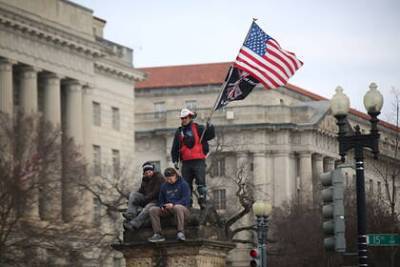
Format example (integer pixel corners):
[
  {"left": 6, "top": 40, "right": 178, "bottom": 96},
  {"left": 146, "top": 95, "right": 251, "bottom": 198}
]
[
  {"left": 136, "top": 62, "right": 231, "bottom": 89},
  {"left": 136, "top": 62, "right": 398, "bottom": 132}
]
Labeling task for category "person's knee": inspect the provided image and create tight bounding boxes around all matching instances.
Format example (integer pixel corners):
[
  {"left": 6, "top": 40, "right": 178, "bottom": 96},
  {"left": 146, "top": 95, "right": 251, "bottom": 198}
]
[
  {"left": 173, "top": 204, "right": 185, "bottom": 212},
  {"left": 149, "top": 207, "right": 160, "bottom": 216},
  {"left": 174, "top": 205, "right": 189, "bottom": 216}
]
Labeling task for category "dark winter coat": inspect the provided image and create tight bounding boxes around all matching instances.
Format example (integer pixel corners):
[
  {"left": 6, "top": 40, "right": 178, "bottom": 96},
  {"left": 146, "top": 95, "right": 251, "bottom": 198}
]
[
  {"left": 171, "top": 122, "right": 215, "bottom": 163},
  {"left": 158, "top": 176, "right": 191, "bottom": 207},
  {"left": 138, "top": 171, "right": 164, "bottom": 205}
]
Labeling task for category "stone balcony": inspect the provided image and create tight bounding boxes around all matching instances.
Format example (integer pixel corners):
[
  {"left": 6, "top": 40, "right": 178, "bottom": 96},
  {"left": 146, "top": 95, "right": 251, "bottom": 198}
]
[{"left": 135, "top": 101, "right": 330, "bottom": 132}]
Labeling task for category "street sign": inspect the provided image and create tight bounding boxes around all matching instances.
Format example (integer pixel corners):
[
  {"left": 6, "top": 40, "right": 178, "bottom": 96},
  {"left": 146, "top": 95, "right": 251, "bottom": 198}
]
[{"left": 367, "top": 234, "right": 400, "bottom": 246}]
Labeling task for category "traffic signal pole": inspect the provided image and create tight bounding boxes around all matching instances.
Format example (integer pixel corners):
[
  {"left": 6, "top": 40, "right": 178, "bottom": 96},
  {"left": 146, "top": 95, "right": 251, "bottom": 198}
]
[
  {"left": 334, "top": 111, "right": 381, "bottom": 267},
  {"left": 354, "top": 145, "right": 368, "bottom": 267}
]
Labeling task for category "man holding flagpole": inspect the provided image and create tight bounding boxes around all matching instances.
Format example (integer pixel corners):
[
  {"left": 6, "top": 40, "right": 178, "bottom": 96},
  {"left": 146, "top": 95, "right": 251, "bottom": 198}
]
[{"left": 171, "top": 108, "right": 215, "bottom": 209}]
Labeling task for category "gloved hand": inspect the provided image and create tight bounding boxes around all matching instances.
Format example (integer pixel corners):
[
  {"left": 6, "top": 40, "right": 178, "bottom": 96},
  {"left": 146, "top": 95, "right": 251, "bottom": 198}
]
[{"left": 174, "top": 162, "right": 179, "bottom": 170}]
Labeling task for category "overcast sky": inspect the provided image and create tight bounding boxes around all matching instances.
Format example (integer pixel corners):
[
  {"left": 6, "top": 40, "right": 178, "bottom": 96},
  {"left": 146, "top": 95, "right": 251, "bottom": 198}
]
[{"left": 73, "top": 0, "right": 400, "bottom": 120}]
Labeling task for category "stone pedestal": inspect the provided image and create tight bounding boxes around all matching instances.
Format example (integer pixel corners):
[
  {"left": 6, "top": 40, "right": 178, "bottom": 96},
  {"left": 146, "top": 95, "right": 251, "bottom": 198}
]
[
  {"left": 114, "top": 240, "right": 235, "bottom": 267},
  {"left": 113, "top": 208, "right": 235, "bottom": 267}
]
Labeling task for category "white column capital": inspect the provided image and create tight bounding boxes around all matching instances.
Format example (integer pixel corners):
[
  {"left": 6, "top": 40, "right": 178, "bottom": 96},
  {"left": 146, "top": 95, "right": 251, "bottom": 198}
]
[
  {"left": 0, "top": 58, "right": 14, "bottom": 71},
  {"left": 298, "top": 151, "right": 312, "bottom": 158},
  {"left": 253, "top": 151, "right": 266, "bottom": 158},
  {"left": 42, "top": 72, "right": 61, "bottom": 80},
  {"left": 313, "top": 153, "right": 324, "bottom": 161},
  {"left": 82, "top": 84, "right": 94, "bottom": 95},
  {"left": 64, "top": 79, "right": 83, "bottom": 91},
  {"left": 19, "top": 65, "right": 41, "bottom": 78}
]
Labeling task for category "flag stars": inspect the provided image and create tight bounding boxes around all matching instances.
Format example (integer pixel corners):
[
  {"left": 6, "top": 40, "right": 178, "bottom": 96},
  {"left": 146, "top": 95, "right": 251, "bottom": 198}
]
[{"left": 244, "top": 23, "right": 271, "bottom": 56}]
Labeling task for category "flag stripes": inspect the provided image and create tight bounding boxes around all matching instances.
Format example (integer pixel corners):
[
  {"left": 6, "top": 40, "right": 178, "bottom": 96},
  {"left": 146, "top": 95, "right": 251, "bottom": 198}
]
[{"left": 234, "top": 22, "right": 303, "bottom": 90}]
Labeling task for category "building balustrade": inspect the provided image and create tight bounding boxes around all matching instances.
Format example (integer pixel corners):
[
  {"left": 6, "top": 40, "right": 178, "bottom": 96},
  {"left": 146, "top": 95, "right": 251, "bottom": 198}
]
[{"left": 135, "top": 104, "right": 325, "bottom": 132}]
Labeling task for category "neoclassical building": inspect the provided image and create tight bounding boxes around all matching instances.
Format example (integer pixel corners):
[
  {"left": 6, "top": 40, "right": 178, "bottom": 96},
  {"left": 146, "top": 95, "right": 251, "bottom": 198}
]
[
  {"left": 134, "top": 62, "right": 399, "bottom": 266},
  {"left": 0, "top": 0, "right": 143, "bottom": 265}
]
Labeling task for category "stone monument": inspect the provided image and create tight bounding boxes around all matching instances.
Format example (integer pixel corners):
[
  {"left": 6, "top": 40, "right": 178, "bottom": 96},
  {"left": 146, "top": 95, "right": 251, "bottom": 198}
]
[{"left": 112, "top": 207, "right": 235, "bottom": 267}]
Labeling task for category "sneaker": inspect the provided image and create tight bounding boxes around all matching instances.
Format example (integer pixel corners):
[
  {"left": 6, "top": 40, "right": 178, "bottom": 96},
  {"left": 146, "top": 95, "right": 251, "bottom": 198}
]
[
  {"left": 148, "top": 233, "right": 165, "bottom": 243},
  {"left": 176, "top": 231, "right": 186, "bottom": 241}
]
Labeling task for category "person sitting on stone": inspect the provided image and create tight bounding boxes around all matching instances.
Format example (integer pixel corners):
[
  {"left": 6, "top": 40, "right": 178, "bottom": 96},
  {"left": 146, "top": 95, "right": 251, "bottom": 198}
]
[
  {"left": 123, "top": 162, "right": 164, "bottom": 231},
  {"left": 148, "top": 167, "right": 191, "bottom": 242}
]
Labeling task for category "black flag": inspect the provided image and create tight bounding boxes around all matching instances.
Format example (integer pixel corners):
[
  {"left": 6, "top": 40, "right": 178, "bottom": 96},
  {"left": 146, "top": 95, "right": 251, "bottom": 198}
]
[{"left": 214, "top": 67, "right": 259, "bottom": 111}]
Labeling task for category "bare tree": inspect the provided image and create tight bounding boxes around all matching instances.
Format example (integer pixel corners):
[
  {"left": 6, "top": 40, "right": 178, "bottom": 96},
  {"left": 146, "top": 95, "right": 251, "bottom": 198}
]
[
  {"left": 268, "top": 185, "right": 400, "bottom": 267},
  {"left": 205, "top": 128, "right": 257, "bottom": 245},
  {"left": 0, "top": 112, "right": 125, "bottom": 266}
]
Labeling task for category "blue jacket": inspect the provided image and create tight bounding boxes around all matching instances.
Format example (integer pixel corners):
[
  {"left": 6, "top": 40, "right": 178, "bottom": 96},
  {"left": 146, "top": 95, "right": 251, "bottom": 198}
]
[{"left": 158, "top": 176, "right": 191, "bottom": 207}]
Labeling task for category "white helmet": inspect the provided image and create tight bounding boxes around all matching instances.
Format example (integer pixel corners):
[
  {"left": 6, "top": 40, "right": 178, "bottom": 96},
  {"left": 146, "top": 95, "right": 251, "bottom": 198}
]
[{"left": 180, "top": 108, "right": 194, "bottom": 118}]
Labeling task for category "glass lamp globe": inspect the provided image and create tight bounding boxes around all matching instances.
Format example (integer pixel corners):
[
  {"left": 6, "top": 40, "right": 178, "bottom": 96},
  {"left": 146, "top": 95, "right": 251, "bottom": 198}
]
[
  {"left": 330, "top": 86, "right": 350, "bottom": 116},
  {"left": 364, "top": 82, "right": 384, "bottom": 113},
  {"left": 252, "top": 201, "right": 272, "bottom": 217}
]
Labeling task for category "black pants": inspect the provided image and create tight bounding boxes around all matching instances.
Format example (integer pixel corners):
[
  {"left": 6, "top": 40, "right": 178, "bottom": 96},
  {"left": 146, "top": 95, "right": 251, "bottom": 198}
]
[{"left": 181, "top": 159, "right": 206, "bottom": 197}]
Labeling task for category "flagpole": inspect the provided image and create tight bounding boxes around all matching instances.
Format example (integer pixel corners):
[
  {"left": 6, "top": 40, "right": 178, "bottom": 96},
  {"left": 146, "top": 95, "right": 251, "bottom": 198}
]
[
  {"left": 199, "top": 18, "right": 258, "bottom": 143},
  {"left": 198, "top": 66, "right": 233, "bottom": 143}
]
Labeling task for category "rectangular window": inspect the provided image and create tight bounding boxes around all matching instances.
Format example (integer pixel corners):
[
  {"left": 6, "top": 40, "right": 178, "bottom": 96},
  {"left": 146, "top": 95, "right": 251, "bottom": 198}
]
[
  {"left": 93, "top": 197, "right": 102, "bottom": 225},
  {"left": 112, "top": 149, "right": 120, "bottom": 177},
  {"left": 149, "top": 161, "right": 161, "bottom": 172},
  {"left": 213, "top": 189, "right": 226, "bottom": 210},
  {"left": 212, "top": 158, "right": 225, "bottom": 177},
  {"left": 154, "top": 101, "right": 165, "bottom": 119},
  {"left": 377, "top": 181, "right": 382, "bottom": 198},
  {"left": 185, "top": 100, "right": 197, "bottom": 111},
  {"left": 93, "top": 145, "right": 102, "bottom": 176},
  {"left": 112, "top": 107, "right": 120, "bottom": 131},
  {"left": 93, "top": 101, "right": 101, "bottom": 126},
  {"left": 369, "top": 179, "right": 374, "bottom": 194}
]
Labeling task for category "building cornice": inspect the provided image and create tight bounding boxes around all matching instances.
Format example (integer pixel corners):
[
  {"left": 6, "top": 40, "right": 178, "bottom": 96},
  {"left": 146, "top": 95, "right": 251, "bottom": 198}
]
[
  {"left": 94, "top": 61, "right": 145, "bottom": 82},
  {"left": 0, "top": 6, "right": 104, "bottom": 58}
]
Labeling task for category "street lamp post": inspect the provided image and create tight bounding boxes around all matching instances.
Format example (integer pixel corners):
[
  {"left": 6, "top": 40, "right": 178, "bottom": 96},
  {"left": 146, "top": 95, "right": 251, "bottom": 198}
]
[
  {"left": 252, "top": 201, "right": 272, "bottom": 267},
  {"left": 330, "top": 83, "right": 384, "bottom": 267}
]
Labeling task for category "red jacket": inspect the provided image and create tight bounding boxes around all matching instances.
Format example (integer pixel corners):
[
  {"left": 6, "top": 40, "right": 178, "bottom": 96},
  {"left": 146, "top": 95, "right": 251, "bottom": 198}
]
[{"left": 179, "top": 123, "right": 206, "bottom": 161}]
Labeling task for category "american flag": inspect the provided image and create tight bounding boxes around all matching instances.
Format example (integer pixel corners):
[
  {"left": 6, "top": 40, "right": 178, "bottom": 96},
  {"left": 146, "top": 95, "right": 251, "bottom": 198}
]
[{"left": 234, "top": 22, "right": 303, "bottom": 89}]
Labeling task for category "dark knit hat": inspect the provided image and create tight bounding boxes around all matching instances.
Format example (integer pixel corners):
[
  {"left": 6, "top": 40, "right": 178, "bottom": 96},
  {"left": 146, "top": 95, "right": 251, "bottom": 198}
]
[{"left": 142, "top": 161, "right": 155, "bottom": 173}]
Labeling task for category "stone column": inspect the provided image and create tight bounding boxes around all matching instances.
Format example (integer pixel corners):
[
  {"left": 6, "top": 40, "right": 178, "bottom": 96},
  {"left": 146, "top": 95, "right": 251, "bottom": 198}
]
[
  {"left": 43, "top": 73, "right": 61, "bottom": 126},
  {"left": 299, "top": 151, "right": 313, "bottom": 202},
  {"left": 0, "top": 58, "right": 14, "bottom": 115},
  {"left": 19, "top": 66, "right": 39, "bottom": 114},
  {"left": 82, "top": 85, "right": 93, "bottom": 158},
  {"left": 63, "top": 80, "right": 83, "bottom": 222},
  {"left": 272, "top": 151, "right": 292, "bottom": 206},
  {"left": 39, "top": 73, "right": 62, "bottom": 221},
  {"left": 64, "top": 80, "right": 83, "bottom": 145},
  {"left": 253, "top": 152, "right": 267, "bottom": 201},
  {"left": 265, "top": 152, "right": 274, "bottom": 202},
  {"left": 312, "top": 154, "right": 324, "bottom": 203},
  {"left": 18, "top": 65, "right": 40, "bottom": 219},
  {"left": 81, "top": 84, "right": 93, "bottom": 224},
  {"left": 235, "top": 151, "right": 252, "bottom": 253},
  {"left": 236, "top": 151, "right": 249, "bottom": 178}
]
